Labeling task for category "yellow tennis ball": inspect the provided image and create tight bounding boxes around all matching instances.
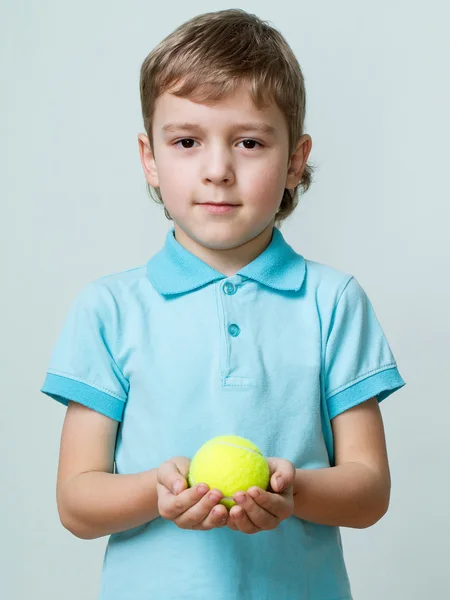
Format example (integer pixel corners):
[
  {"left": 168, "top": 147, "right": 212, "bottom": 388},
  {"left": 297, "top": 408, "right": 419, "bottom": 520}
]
[{"left": 188, "top": 435, "right": 270, "bottom": 509}]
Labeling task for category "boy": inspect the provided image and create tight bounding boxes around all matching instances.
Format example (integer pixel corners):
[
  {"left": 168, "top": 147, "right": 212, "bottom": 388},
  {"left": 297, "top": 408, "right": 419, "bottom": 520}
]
[{"left": 40, "top": 9, "right": 406, "bottom": 599}]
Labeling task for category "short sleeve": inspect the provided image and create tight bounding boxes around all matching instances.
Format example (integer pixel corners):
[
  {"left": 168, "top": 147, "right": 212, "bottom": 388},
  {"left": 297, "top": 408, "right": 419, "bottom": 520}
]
[
  {"left": 324, "top": 276, "right": 406, "bottom": 420},
  {"left": 40, "top": 282, "right": 129, "bottom": 421}
]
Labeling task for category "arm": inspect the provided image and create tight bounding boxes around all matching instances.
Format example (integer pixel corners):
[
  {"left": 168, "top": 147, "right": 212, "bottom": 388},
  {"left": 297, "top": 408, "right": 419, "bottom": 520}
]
[
  {"left": 57, "top": 401, "right": 160, "bottom": 540},
  {"left": 293, "top": 397, "right": 391, "bottom": 529},
  {"left": 57, "top": 401, "right": 228, "bottom": 540}
]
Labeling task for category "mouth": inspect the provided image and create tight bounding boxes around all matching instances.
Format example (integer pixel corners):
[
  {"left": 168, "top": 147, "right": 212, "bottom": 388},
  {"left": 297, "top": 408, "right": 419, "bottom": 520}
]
[
  {"left": 197, "top": 201, "right": 240, "bottom": 206},
  {"left": 197, "top": 202, "right": 241, "bottom": 214}
]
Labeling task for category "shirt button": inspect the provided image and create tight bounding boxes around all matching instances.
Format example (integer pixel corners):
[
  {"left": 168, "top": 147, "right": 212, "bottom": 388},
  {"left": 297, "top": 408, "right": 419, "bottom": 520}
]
[
  {"left": 223, "top": 282, "right": 236, "bottom": 295},
  {"left": 228, "top": 323, "right": 241, "bottom": 337}
]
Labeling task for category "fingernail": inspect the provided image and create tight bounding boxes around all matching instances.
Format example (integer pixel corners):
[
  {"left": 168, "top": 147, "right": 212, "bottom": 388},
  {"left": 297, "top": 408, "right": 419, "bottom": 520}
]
[
  {"left": 173, "top": 480, "right": 183, "bottom": 494},
  {"left": 235, "top": 494, "right": 246, "bottom": 505},
  {"left": 276, "top": 475, "right": 285, "bottom": 491}
]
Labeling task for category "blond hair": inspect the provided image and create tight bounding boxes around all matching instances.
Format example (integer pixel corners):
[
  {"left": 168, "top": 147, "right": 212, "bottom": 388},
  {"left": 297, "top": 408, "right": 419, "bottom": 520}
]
[{"left": 139, "top": 8, "right": 316, "bottom": 227}]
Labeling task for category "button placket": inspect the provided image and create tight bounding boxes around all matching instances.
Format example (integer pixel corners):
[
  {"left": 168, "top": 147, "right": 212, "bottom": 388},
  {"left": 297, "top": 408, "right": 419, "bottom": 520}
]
[
  {"left": 222, "top": 280, "right": 240, "bottom": 337},
  {"left": 217, "top": 276, "right": 254, "bottom": 386}
]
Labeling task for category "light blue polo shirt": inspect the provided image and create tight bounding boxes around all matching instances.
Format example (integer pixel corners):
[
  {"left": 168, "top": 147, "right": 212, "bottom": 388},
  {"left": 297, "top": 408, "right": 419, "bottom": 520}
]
[{"left": 40, "top": 225, "right": 406, "bottom": 600}]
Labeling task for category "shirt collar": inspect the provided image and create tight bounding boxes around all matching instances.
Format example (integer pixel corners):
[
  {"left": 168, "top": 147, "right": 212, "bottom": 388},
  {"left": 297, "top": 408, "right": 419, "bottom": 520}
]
[{"left": 146, "top": 226, "right": 306, "bottom": 296}]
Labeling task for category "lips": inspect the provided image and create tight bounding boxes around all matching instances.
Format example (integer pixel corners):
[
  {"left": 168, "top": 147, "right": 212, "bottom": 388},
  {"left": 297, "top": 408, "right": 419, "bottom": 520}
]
[
  {"left": 198, "top": 202, "right": 240, "bottom": 206},
  {"left": 198, "top": 202, "right": 240, "bottom": 214}
]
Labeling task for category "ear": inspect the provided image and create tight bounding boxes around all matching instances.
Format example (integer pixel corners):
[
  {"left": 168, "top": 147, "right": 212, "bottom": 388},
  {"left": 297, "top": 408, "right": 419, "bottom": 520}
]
[
  {"left": 138, "top": 133, "right": 159, "bottom": 187},
  {"left": 285, "top": 134, "right": 312, "bottom": 190}
]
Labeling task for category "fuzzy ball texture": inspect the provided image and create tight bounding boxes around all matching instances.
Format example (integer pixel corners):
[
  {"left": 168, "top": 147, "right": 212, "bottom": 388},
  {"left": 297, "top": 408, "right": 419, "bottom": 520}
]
[{"left": 188, "top": 435, "right": 270, "bottom": 509}]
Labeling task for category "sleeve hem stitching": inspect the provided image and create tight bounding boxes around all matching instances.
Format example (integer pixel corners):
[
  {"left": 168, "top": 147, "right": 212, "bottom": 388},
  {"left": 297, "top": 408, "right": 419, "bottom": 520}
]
[
  {"left": 326, "top": 363, "right": 398, "bottom": 399},
  {"left": 46, "top": 369, "right": 127, "bottom": 402}
]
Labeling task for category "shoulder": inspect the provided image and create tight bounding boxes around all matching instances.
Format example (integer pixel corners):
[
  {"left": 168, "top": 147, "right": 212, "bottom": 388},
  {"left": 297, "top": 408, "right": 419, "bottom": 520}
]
[
  {"left": 303, "top": 258, "right": 356, "bottom": 301},
  {"left": 94, "top": 263, "right": 149, "bottom": 293},
  {"left": 299, "top": 258, "right": 374, "bottom": 328},
  {"left": 70, "top": 263, "right": 151, "bottom": 319},
  {"left": 304, "top": 258, "right": 352, "bottom": 286}
]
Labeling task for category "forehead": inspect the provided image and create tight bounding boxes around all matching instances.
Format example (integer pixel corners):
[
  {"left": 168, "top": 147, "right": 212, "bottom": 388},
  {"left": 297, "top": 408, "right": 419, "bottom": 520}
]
[{"left": 153, "top": 83, "right": 287, "bottom": 134}]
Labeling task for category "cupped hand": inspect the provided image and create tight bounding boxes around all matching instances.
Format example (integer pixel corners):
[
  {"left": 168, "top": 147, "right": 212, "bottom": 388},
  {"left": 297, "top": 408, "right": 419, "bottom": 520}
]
[
  {"left": 156, "top": 456, "right": 229, "bottom": 530},
  {"left": 226, "top": 457, "right": 296, "bottom": 534}
]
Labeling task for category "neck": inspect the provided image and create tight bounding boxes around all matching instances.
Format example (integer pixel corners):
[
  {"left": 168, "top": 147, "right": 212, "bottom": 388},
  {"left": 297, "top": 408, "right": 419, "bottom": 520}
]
[{"left": 173, "top": 222, "right": 275, "bottom": 277}]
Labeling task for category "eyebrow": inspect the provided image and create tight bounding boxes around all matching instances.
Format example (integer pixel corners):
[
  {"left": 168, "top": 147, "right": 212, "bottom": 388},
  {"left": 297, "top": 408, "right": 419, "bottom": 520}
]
[{"left": 161, "top": 122, "right": 277, "bottom": 137}]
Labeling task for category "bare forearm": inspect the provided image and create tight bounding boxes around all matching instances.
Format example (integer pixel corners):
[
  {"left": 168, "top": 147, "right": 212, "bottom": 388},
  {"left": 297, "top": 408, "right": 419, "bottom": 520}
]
[
  {"left": 293, "top": 462, "right": 390, "bottom": 528},
  {"left": 58, "top": 469, "right": 159, "bottom": 539}
]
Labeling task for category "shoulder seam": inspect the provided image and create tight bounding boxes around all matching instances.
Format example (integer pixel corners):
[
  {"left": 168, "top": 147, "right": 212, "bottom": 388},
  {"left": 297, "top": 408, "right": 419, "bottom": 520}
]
[
  {"left": 323, "top": 275, "right": 355, "bottom": 350},
  {"left": 95, "top": 264, "right": 147, "bottom": 282}
]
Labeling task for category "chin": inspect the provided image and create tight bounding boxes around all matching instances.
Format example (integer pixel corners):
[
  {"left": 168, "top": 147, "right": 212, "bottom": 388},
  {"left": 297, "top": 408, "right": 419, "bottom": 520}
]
[
  {"left": 197, "top": 232, "right": 246, "bottom": 250},
  {"left": 174, "top": 218, "right": 273, "bottom": 251}
]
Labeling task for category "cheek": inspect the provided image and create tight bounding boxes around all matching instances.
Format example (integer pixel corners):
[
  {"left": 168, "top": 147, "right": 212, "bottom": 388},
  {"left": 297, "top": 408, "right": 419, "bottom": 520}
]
[
  {"left": 155, "top": 151, "right": 194, "bottom": 197},
  {"left": 155, "top": 148, "right": 287, "bottom": 204},
  {"left": 245, "top": 160, "right": 287, "bottom": 202}
]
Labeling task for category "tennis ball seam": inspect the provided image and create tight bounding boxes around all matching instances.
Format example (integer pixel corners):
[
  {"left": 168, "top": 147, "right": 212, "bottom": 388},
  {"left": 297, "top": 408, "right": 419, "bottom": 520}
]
[{"left": 188, "top": 436, "right": 269, "bottom": 505}]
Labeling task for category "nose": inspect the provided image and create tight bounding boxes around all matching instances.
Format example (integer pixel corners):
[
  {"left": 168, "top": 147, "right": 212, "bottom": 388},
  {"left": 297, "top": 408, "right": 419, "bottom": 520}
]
[{"left": 202, "top": 144, "right": 235, "bottom": 185}]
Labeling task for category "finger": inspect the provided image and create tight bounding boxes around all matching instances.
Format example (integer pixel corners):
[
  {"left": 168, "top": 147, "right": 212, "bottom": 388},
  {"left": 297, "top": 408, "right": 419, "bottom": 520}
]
[
  {"left": 226, "top": 512, "right": 239, "bottom": 531},
  {"left": 229, "top": 504, "right": 260, "bottom": 534},
  {"left": 270, "top": 473, "right": 286, "bottom": 494},
  {"left": 247, "top": 487, "right": 290, "bottom": 520},
  {"left": 158, "top": 459, "right": 189, "bottom": 495},
  {"left": 175, "top": 489, "right": 226, "bottom": 530},
  {"left": 158, "top": 482, "right": 209, "bottom": 520},
  {"left": 169, "top": 456, "right": 191, "bottom": 478},
  {"left": 233, "top": 492, "right": 279, "bottom": 530},
  {"left": 193, "top": 501, "right": 229, "bottom": 530},
  {"left": 266, "top": 459, "right": 295, "bottom": 493}
]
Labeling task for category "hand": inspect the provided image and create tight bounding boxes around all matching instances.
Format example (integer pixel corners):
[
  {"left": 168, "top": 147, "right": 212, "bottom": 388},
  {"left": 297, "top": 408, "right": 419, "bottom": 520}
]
[
  {"left": 156, "top": 456, "right": 229, "bottom": 530},
  {"left": 226, "top": 457, "right": 295, "bottom": 534}
]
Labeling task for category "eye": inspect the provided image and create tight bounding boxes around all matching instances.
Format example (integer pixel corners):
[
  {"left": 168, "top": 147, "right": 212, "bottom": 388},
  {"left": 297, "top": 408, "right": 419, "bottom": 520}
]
[
  {"left": 174, "top": 138, "right": 198, "bottom": 149},
  {"left": 237, "top": 139, "right": 263, "bottom": 150},
  {"left": 173, "top": 138, "right": 263, "bottom": 150}
]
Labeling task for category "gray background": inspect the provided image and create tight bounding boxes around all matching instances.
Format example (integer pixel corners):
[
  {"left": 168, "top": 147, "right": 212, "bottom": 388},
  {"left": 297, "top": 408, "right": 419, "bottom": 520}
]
[{"left": 2, "top": 1, "right": 449, "bottom": 598}]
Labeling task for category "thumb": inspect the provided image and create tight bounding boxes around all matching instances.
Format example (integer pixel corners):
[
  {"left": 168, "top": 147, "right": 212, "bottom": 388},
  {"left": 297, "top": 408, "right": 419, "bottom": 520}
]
[
  {"left": 267, "top": 458, "right": 293, "bottom": 493},
  {"left": 171, "top": 456, "right": 191, "bottom": 479},
  {"left": 158, "top": 456, "right": 191, "bottom": 494}
]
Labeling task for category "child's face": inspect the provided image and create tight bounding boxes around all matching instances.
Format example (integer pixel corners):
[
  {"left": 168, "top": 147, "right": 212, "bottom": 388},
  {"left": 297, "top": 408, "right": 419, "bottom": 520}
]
[{"left": 138, "top": 81, "right": 311, "bottom": 266}]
